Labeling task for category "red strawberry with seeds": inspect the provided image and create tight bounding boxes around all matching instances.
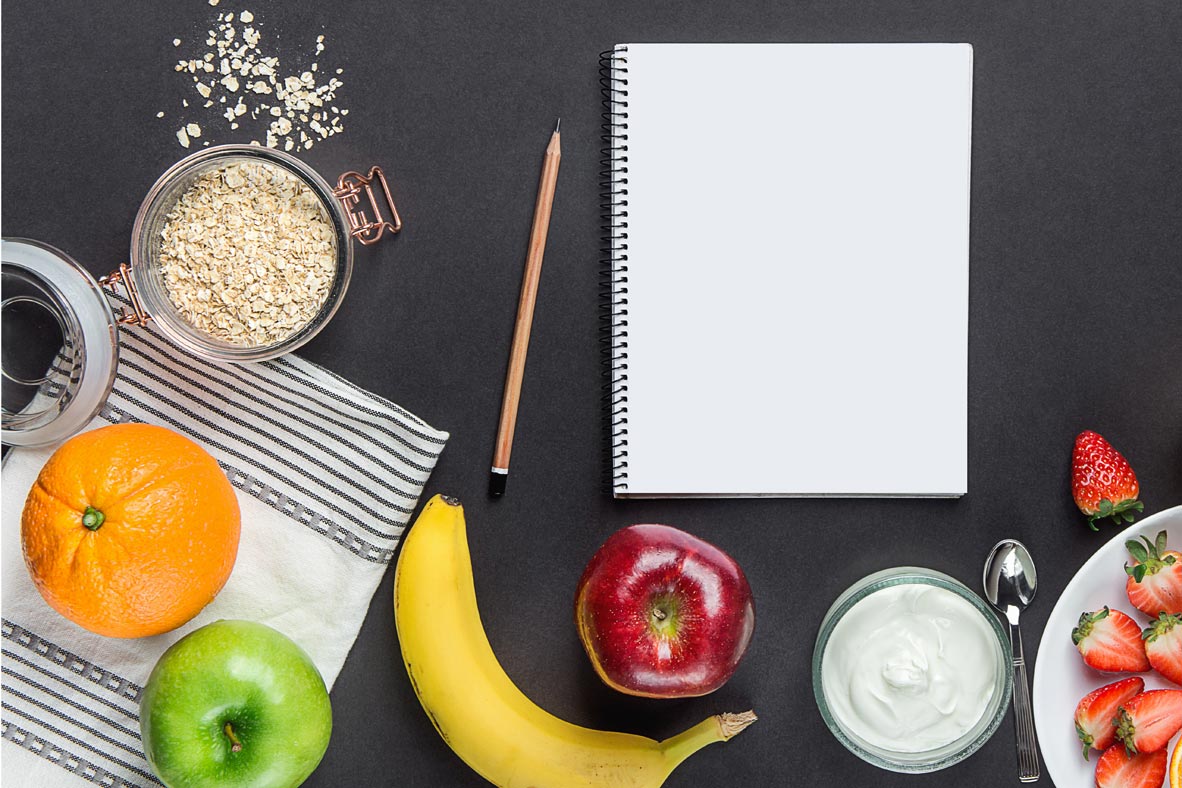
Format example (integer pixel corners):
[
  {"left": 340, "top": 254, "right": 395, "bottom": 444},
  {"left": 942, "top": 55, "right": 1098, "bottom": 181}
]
[
  {"left": 1143, "top": 612, "right": 1182, "bottom": 686},
  {"left": 1094, "top": 743, "right": 1167, "bottom": 788},
  {"left": 1115, "top": 689, "right": 1182, "bottom": 754},
  {"left": 1073, "top": 430, "right": 1143, "bottom": 531},
  {"left": 1073, "top": 607, "right": 1152, "bottom": 673},
  {"left": 1076, "top": 677, "right": 1146, "bottom": 760},
  {"left": 1126, "top": 531, "right": 1182, "bottom": 616}
]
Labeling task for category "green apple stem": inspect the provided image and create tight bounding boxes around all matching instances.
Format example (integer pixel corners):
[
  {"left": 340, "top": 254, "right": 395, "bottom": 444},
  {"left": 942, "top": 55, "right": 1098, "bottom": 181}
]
[
  {"left": 659, "top": 711, "right": 757, "bottom": 771},
  {"left": 223, "top": 722, "right": 243, "bottom": 753}
]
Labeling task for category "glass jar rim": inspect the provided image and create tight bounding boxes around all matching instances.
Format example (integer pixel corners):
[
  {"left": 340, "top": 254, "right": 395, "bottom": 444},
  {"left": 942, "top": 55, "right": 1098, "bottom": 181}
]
[
  {"left": 811, "top": 566, "right": 1014, "bottom": 773},
  {"left": 1, "top": 238, "right": 120, "bottom": 447}
]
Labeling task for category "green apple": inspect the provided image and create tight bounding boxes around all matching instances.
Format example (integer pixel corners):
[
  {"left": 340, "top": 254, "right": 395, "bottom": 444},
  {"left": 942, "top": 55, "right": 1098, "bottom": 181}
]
[{"left": 140, "top": 620, "right": 332, "bottom": 788}]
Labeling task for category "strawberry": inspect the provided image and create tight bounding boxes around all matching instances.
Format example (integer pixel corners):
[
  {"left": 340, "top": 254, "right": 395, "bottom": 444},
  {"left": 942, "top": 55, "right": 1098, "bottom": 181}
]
[
  {"left": 1094, "top": 743, "right": 1167, "bottom": 788},
  {"left": 1143, "top": 612, "right": 1182, "bottom": 686},
  {"left": 1126, "top": 531, "right": 1182, "bottom": 616},
  {"left": 1115, "top": 689, "right": 1182, "bottom": 754},
  {"left": 1076, "top": 677, "right": 1147, "bottom": 760},
  {"left": 1073, "top": 430, "right": 1143, "bottom": 531},
  {"left": 1073, "top": 607, "right": 1152, "bottom": 673}
]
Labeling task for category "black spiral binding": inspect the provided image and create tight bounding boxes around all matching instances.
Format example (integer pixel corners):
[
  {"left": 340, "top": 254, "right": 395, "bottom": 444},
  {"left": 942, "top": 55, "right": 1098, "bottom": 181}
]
[{"left": 599, "top": 46, "right": 629, "bottom": 494}]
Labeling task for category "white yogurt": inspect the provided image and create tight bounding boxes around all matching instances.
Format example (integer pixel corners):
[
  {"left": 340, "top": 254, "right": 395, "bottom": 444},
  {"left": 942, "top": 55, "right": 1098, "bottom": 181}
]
[{"left": 821, "top": 583, "right": 1000, "bottom": 753}]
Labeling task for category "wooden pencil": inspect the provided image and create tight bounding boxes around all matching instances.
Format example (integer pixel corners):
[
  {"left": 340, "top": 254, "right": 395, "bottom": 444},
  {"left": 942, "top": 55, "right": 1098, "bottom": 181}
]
[{"left": 489, "top": 120, "right": 562, "bottom": 497}]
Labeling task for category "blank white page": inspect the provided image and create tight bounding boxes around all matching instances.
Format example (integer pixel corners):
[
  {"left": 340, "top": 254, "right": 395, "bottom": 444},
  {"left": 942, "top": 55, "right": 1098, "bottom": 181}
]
[{"left": 615, "top": 43, "right": 972, "bottom": 497}]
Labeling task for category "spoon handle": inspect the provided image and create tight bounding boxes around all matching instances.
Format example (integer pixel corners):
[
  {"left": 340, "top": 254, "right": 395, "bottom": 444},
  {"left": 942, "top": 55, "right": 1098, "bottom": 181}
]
[{"left": 1010, "top": 621, "right": 1040, "bottom": 782}]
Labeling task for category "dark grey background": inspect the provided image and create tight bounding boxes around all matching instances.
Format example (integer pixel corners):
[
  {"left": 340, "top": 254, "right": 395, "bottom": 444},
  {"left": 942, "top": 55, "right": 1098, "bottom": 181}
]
[{"left": 4, "top": 1, "right": 1181, "bottom": 785}]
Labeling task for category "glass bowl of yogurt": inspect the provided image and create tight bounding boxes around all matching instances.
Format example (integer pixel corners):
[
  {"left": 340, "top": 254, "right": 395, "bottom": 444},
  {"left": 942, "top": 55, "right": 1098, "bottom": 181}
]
[{"left": 812, "top": 567, "right": 1012, "bottom": 773}]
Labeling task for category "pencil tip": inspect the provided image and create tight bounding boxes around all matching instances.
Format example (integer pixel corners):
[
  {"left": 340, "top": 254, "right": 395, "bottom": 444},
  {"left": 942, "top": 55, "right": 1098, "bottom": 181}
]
[{"left": 555, "top": 118, "right": 561, "bottom": 134}]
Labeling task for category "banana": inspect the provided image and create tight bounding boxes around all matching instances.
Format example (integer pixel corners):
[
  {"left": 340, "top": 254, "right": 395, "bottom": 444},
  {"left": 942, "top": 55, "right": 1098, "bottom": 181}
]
[{"left": 393, "top": 494, "right": 756, "bottom": 788}]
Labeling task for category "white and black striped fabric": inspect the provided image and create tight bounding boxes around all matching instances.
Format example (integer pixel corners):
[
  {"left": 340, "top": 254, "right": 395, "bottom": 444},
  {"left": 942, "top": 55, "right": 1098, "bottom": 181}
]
[{"left": 1, "top": 322, "right": 448, "bottom": 788}]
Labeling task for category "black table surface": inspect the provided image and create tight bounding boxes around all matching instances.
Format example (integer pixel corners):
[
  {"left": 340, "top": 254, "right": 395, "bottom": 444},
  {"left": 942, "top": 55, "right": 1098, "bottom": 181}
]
[{"left": 4, "top": 1, "right": 1181, "bottom": 786}]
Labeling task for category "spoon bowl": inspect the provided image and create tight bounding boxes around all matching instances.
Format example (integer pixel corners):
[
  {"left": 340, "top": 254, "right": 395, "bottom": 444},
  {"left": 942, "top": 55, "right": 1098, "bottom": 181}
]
[
  {"left": 984, "top": 539, "right": 1038, "bottom": 620},
  {"left": 983, "top": 538, "right": 1041, "bottom": 783}
]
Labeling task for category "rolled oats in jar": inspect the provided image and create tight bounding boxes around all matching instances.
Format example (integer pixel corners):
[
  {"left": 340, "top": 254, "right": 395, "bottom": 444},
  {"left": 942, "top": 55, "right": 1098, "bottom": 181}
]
[{"left": 157, "top": 160, "right": 337, "bottom": 347}]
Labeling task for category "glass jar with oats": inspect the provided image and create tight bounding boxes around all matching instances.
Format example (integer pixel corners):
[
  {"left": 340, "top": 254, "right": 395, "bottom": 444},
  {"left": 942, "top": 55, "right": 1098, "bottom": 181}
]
[
  {"left": 117, "top": 144, "right": 401, "bottom": 362},
  {"left": 1, "top": 147, "right": 398, "bottom": 446}
]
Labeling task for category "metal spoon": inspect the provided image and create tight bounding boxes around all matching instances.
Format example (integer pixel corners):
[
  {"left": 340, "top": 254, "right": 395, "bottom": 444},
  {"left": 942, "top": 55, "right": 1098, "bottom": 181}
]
[{"left": 984, "top": 539, "right": 1040, "bottom": 783}]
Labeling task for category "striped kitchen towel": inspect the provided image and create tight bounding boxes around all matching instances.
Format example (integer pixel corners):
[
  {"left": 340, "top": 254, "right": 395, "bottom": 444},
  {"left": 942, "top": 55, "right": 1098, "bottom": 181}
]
[{"left": 0, "top": 322, "right": 448, "bottom": 788}]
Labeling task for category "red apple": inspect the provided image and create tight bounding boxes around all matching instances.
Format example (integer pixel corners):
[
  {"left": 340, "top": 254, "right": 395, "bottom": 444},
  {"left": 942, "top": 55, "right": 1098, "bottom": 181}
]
[{"left": 575, "top": 524, "right": 755, "bottom": 698}]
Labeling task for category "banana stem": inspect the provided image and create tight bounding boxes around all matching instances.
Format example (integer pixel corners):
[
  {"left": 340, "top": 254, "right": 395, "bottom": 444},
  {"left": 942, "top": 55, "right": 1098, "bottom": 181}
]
[{"left": 659, "top": 711, "right": 757, "bottom": 770}]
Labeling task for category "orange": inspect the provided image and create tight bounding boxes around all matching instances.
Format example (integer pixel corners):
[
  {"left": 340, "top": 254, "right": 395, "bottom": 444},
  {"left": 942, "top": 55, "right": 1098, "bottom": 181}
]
[
  {"left": 1171, "top": 733, "right": 1182, "bottom": 788},
  {"left": 21, "top": 423, "right": 240, "bottom": 638}
]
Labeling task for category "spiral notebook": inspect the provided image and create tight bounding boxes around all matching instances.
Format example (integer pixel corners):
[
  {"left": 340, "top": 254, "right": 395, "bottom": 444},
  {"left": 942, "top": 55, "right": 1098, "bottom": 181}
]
[{"left": 601, "top": 43, "right": 973, "bottom": 498}]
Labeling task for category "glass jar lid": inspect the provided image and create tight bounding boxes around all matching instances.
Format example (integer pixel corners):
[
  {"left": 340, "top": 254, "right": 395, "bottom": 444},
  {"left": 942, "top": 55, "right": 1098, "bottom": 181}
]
[{"left": 1, "top": 238, "right": 119, "bottom": 447}]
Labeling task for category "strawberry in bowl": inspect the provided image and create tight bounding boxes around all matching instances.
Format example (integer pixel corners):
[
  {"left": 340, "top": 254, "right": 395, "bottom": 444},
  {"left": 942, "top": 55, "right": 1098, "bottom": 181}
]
[
  {"left": 1115, "top": 689, "right": 1182, "bottom": 755},
  {"left": 1094, "top": 744, "right": 1167, "bottom": 788},
  {"left": 1075, "top": 677, "right": 1145, "bottom": 760},
  {"left": 1073, "top": 607, "right": 1151, "bottom": 673},
  {"left": 1143, "top": 613, "right": 1182, "bottom": 686},
  {"left": 1126, "top": 531, "right": 1182, "bottom": 617}
]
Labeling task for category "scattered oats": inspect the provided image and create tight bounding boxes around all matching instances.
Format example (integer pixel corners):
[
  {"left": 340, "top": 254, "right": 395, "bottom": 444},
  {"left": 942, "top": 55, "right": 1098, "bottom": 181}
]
[
  {"left": 284, "top": 138, "right": 294, "bottom": 151},
  {"left": 168, "top": 12, "right": 347, "bottom": 149},
  {"left": 336, "top": 68, "right": 342, "bottom": 74},
  {"left": 157, "top": 111, "right": 165, "bottom": 118},
  {"left": 203, "top": 141, "right": 210, "bottom": 146},
  {"left": 182, "top": 99, "right": 189, "bottom": 107},
  {"left": 208, "top": 0, "right": 218, "bottom": 5},
  {"left": 304, "top": 139, "right": 313, "bottom": 150},
  {"left": 231, "top": 122, "right": 239, "bottom": 129},
  {"left": 158, "top": 161, "right": 337, "bottom": 347},
  {"left": 176, "top": 127, "right": 191, "bottom": 148},
  {"left": 173, "top": 38, "right": 181, "bottom": 46},
  {"left": 186, "top": 122, "right": 202, "bottom": 137}
]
